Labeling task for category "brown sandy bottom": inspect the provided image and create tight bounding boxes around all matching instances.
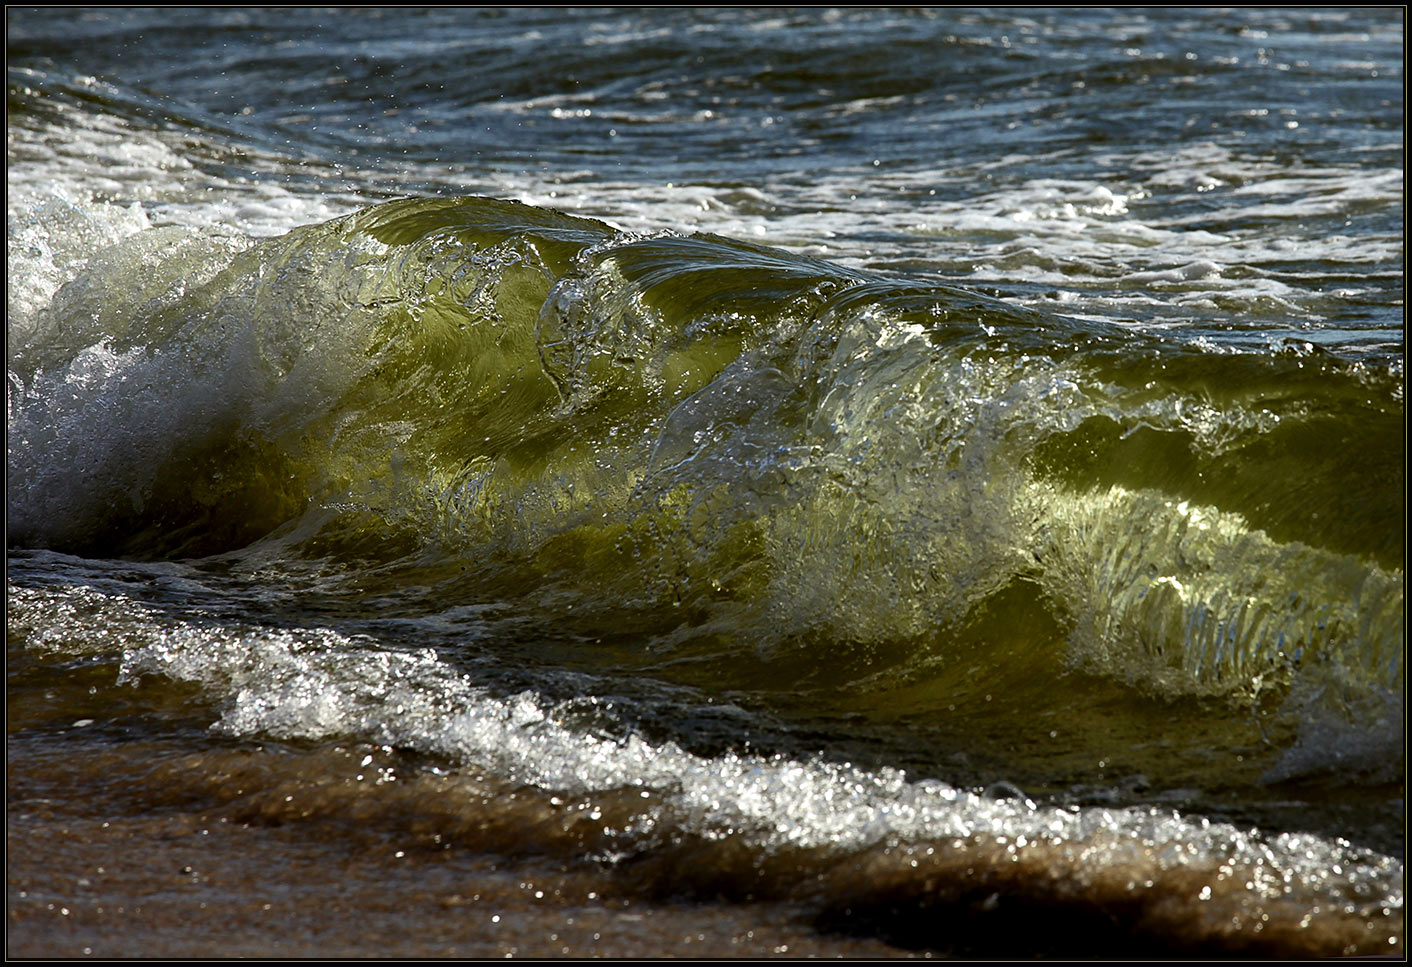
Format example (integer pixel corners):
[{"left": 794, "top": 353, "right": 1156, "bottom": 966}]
[
  {"left": 7, "top": 737, "right": 916, "bottom": 959},
  {"left": 8, "top": 815, "right": 909, "bottom": 959},
  {"left": 9, "top": 728, "right": 1401, "bottom": 960}
]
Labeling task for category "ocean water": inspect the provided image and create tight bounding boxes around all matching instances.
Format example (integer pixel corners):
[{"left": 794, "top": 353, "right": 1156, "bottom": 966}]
[{"left": 6, "top": 7, "right": 1404, "bottom": 957}]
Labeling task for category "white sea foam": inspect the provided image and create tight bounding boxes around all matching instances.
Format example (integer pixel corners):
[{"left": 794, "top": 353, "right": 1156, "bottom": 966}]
[{"left": 8, "top": 575, "right": 1401, "bottom": 916}]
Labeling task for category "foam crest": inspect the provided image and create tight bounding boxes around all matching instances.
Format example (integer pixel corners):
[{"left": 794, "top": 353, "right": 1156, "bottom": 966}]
[{"left": 8, "top": 576, "right": 1391, "bottom": 942}]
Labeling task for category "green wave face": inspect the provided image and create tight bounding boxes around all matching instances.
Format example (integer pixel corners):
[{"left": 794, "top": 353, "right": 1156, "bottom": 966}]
[{"left": 9, "top": 195, "right": 1403, "bottom": 794}]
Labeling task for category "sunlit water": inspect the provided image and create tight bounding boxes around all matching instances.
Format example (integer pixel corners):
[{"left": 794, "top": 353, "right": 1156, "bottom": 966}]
[{"left": 7, "top": 8, "right": 1403, "bottom": 957}]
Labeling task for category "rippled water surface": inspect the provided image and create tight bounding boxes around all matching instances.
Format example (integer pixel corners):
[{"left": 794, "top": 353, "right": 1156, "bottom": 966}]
[{"left": 7, "top": 7, "right": 1404, "bottom": 958}]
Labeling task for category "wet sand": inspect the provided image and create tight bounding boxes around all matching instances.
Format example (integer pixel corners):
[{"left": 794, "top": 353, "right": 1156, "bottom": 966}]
[
  {"left": 12, "top": 727, "right": 1401, "bottom": 960},
  {"left": 7, "top": 732, "right": 919, "bottom": 960}
]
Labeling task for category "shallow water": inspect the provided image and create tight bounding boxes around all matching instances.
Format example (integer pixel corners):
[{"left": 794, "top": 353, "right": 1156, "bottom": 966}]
[{"left": 7, "top": 7, "right": 1404, "bottom": 957}]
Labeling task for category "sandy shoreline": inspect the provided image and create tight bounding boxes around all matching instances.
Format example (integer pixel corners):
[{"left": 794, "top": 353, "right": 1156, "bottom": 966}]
[{"left": 7, "top": 733, "right": 917, "bottom": 960}]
